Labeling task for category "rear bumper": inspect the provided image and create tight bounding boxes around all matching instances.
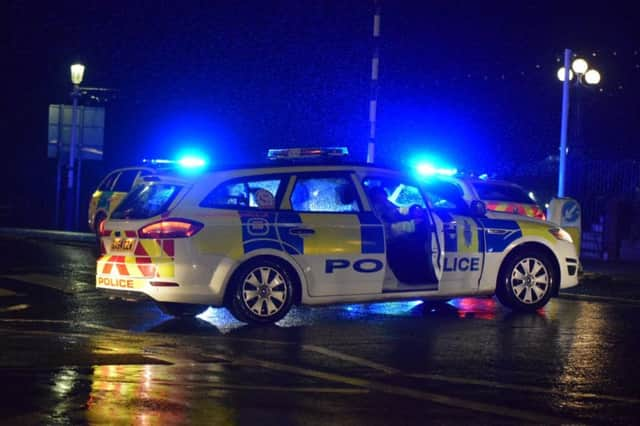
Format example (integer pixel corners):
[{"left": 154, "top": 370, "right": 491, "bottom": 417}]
[{"left": 98, "top": 288, "right": 155, "bottom": 302}]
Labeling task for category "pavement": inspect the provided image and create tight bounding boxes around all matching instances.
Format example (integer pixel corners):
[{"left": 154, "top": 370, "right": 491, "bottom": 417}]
[
  {"left": 562, "top": 258, "right": 640, "bottom": 301},
  {"left": 1, "top": 226, "right": 638, "bottom": 301},
  {"left": 0, "top": 227, "right": 94, "bottom": 244}
]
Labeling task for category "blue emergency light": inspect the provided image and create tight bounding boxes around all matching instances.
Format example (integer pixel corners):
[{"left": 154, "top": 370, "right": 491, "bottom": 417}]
[
  {"left": 415, "top": 162, "right": 457, "bottom": 177},
  {"left": 177, "top": 156, "right": 207, "bottom": 168},
  {"left": 142, "top": 155, "right": 208, "bottom": 171}
]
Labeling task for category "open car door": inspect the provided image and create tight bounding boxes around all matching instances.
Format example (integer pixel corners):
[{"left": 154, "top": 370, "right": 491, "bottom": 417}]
[
  {"left": 428, "top": 211, "right": 445, "bottom": 283},
  {"left": 364, "top": 176, "right": 444, "bottom": 289}
]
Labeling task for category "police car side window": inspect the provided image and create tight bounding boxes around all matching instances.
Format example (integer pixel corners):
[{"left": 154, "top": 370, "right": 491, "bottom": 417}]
[
  {"left": 290, "top": 176, "right": 360, "bottom": 213},
  {"left": 423, "top": 181, "right": 466, "bottom": 212},
  {"left": 363, "top": 178, "right": 426, "bottom": 208},
  {"left": 113, "top": 170, "right": 139, "bottom": 192},
  {"left": 200, "top": 177, "right": 282, "bottom": 210},
  {"left": 98, "top": 172, "right": 119, "bottom": 191}
]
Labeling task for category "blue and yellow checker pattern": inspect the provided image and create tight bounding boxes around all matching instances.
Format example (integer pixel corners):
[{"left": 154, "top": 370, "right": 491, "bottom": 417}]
[
  {"left": 438, "top": 214, "right": 555, "bottom": 254},
  {"left": 239, "top": 211, "right": 385, "bottom": 256}
]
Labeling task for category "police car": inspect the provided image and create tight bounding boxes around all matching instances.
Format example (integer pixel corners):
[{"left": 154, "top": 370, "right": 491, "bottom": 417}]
[
  {"left": 88, "top": 166, "right": 156, "bottom": 235},
  {"left": 96, "top": 148, "right": 579, "bottom": 323},
  {"left": 423, "top": 175, "right": 547, "bottom": 220}
]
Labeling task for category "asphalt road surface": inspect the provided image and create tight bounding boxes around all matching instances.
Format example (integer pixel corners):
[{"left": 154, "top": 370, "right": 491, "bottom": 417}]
[{"left": 1, "top": 236, "right": 639, "bottom": 425}]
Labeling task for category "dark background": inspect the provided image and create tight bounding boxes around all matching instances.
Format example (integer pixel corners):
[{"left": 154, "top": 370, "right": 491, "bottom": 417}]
[{"left": 5, "top": 1, "right": 639, "bottom": 229}]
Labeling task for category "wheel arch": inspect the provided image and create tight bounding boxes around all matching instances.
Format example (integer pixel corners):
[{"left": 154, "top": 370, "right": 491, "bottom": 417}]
[
  {"left": 92, "top": 209, "right": 109, "bottom": 232},
  {"left": 223, "top": 253, "right": 305, "bottom": 307},
  {"left": 498, "top": 242, "right": 561, "bottom": 296}
]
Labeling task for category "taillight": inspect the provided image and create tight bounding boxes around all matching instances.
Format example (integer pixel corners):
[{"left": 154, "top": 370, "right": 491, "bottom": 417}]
[
  {"left": 533, "top": 208, "right": 546, "bottom": 220},
  {"left": 138, "top": 218, "right": 204, "bottom": 239},
  {"left": 99, "top": 220, "right": 110, "bottom": 237}
]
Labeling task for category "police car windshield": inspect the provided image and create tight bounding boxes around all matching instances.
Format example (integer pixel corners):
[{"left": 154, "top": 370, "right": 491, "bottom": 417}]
[
  {"left": 422, "top": 180, "right": 467, "bottom": 212},
  {"left": 472, "top": 182, "right": 533, "bottom": 204},
  {"left": 111, "top": 183, "right": 182, "bottom": 220}
]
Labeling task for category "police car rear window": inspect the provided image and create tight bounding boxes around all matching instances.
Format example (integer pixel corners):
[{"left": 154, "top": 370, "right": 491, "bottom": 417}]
[
  {"left": 472, "top": 182, "right": 533, "bottom": 204},
  {"left": 111, "top": 183, "right": 182, "bottom": 220},
  {"left": 200, "top": 177, "right": 283, "bottom": 210}
]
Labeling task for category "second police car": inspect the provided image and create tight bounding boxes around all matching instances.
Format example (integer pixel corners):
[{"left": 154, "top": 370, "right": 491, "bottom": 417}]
[{"left": 96, "top": 148, "right": 579, "bottom": 324}]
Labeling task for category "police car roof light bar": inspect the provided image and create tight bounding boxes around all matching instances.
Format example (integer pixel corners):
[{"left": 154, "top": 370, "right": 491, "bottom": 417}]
[
  {"left": 142, "top": 158, "right": 174, "bottom": 165},
  {"left": 267, "top": 147, "right": 349, "bottom": 160}
]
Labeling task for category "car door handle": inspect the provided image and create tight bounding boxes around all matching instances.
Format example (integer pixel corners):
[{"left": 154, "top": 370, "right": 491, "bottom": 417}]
[{"left": 290, "top": 227, "right": 316, "bottom": 236}]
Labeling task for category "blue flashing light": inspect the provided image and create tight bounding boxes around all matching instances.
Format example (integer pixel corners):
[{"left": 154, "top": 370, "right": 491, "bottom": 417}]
[
  {"left": 415, "top": 162, "right": 457, "bottom": 177},
  {"left": 177, "top": 156, "right": 207, "bottom": 168},
  {"left": 141, "top": 154, "right": 208, "bottom": 171},
  {"left": 142, "top": 158, "right": 173, "bottom": 165},
  {"left": 478, "top": 173, "right": 489, "bottom": 180}
]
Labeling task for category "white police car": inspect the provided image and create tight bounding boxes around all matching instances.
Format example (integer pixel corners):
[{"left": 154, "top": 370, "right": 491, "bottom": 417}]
[{"left": 96, "top": 148, "right": 579, "bottom": 323}]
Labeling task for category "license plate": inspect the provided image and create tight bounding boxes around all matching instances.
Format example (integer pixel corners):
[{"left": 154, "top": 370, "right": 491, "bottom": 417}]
[{"left": 111, "top": 238, "right": 135, "bottom": 251}]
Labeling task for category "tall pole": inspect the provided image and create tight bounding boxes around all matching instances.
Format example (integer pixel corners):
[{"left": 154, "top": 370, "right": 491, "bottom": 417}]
[
  {"left": 557, "top": 48, "right": 572, "bottom": 198},
  {"left": 366, "top": 0, "right": 381, "bottom": 163},
  {"left": 65, "top": 86, "right": 80, "bottom": 230},
  {"left": 54, "top": 106, "right": 64, "bottom": 227}
]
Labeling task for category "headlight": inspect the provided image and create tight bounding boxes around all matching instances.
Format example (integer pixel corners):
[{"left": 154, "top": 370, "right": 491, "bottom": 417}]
[{"left": 549, "top": 227, "right": 573, "bottom": 243}]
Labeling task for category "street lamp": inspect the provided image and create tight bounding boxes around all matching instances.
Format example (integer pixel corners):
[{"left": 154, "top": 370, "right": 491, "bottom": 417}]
[
  {"left": 555, "top": 52, "right": 601, "bottom": 198},
  {"left": 70, "top": 63, "right": 85, "bottom": 85},
  {"left": 557, "top": 57, "right": 601, "bottom": 86},
  {"left": 64, "top": 63, "right": 85, "bottom": 231}
]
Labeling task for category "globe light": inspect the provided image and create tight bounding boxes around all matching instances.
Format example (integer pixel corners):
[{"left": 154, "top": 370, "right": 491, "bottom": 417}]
[
  {"left": 584, "top": 69, "right": 601, "bottom": 85},
  {"left": 571, "top": 58, "right": 588, "bottom": 75},
  {"left": 557, "top": 67, "right": 574, "bottom": 82},
  {"left": 70, "top": 63, "right": 85, "bottom": 85}
]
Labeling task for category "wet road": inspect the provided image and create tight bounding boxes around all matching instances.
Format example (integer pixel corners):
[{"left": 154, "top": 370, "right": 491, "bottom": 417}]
[{"left": 1, "top": 236, "right": 639, "bottom": 425}]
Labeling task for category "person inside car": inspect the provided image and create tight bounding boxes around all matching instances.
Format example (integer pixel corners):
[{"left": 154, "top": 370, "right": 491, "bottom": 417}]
[
  {"left": 368, "top": 186, "right": 424, "bottom": 238},
  {"left": 368, "top": 185, "right": 433, "bottom": 283}
]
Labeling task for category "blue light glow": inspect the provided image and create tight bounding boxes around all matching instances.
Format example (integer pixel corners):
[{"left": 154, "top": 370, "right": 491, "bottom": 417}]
[
  {"left": 414, "top": 160, "right": 457, "bottom": 177},
  {"left": 178, "top": 156, "right": 207, "bottom": 168}
]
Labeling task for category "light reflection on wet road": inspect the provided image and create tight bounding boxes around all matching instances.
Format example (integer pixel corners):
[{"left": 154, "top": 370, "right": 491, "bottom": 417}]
[{"left": 1, "top": 237, "right": 640, "bottom": 424}]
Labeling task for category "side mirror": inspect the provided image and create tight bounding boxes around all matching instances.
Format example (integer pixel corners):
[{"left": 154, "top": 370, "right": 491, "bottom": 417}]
[{"left": 470, "top": 200, "right": 487, "bottom": 217}]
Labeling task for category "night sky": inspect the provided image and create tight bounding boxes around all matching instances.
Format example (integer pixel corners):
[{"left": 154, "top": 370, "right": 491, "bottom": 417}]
[{"left": 5, "top": 1, "right": 640, "bottom": 227}]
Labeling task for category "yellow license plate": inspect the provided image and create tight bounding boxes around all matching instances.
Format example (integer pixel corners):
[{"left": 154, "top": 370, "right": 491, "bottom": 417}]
[{"left": 111, "top": 238, "right": 135, "bottom": 251}]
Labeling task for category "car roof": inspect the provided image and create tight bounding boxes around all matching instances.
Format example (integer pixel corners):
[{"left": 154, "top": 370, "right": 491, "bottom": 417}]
[{"left": 148, "top": 162, "right": 413, "bottom": 182}]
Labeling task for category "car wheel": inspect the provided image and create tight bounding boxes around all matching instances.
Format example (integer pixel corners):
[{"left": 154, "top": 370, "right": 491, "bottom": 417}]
[
  {"left": 496, "top": 250, "right": 556, "bottom": 312},
  {"left": 158, "top": 302, "right": 208, "bottom": 317},
  {"left": 229, "top": 259, "right": 294, "bottom": 325}
]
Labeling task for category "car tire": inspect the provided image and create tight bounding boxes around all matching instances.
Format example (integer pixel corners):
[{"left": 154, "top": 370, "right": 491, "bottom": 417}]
[
  {"left": 229, "top": 259, "right": 294, "bottom": 325},
  {"left": 158, "top": 302, "right": 208, "bottom": 317},
  {"left": 496, "top": 250, "right": 556, "bottom": 312}
]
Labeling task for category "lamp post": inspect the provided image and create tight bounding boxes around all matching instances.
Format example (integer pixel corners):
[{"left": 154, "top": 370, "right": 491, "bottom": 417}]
[
  {"left": 65, "top": 63, "right": 85, "bottom": 231},
  {"left": 556, "top": 52, "right": 601, "bottom": 197}
]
